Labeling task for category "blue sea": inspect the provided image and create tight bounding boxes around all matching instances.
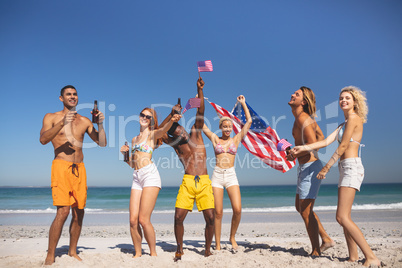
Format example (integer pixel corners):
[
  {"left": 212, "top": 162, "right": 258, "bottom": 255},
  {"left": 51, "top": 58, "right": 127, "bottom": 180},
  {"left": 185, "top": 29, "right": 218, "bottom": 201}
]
[{"left": 1, "top": 183, "right": 401, "bottom": 215}]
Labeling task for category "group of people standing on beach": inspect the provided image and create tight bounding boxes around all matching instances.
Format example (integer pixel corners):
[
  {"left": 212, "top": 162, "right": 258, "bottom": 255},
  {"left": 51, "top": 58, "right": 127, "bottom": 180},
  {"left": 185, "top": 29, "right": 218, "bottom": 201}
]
[{"left": 39, "top": 76, "right": 380, "bottom": 266}]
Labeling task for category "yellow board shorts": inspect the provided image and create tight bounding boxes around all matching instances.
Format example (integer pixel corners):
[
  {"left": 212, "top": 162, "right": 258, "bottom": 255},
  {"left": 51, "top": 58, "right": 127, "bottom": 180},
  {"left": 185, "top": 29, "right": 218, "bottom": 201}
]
[
  {"left": 51, "top": 159, "right": 87, "bottom": 209},
  {"left": 175, "top": 174, "right": 214, "bottom": 211}
]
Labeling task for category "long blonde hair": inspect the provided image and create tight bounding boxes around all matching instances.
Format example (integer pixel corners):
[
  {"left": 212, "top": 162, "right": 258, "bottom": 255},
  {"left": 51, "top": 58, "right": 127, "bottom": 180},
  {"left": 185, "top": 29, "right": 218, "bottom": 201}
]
[{"left": 340, "top": 86, "right": 368, "bottom": 123}]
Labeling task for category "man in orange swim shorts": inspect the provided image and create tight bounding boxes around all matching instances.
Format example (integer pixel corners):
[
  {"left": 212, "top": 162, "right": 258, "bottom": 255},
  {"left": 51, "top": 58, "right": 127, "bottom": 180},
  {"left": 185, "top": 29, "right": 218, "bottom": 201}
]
[{"left": 40, "top": 85, "right": 107, "bottom": 265}]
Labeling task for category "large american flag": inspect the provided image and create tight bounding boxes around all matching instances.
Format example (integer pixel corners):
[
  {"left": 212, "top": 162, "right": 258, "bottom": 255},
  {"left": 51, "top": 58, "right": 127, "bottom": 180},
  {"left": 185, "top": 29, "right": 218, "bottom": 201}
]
[
  {"left": 197, "top": 60, "right": 213, "bottom": 72},
  {"left": 182, "top": 98, "right": 201, "bottom": 114},
  {"left": 209, "top": 101, "right": 295, "bottom": 173}
]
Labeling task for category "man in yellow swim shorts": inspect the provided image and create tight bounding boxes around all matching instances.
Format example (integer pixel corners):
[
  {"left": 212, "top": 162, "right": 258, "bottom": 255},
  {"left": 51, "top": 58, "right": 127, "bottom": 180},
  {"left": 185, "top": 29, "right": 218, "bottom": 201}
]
[
  {"left": 161, "top": 77, "right": 215, "bottom": 260},
  {"left": 175, "top": 174, "right": 214, "bottom": 211},
  {"left": 40, "top": 85, "right": 107, "bottom": 265}
]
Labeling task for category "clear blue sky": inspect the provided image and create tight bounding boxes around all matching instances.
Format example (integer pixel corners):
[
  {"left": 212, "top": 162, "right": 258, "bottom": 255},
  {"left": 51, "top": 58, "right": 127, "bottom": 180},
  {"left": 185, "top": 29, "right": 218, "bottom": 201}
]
[{"left": 1, "top": 0, "right": 401, "bottom": 187}]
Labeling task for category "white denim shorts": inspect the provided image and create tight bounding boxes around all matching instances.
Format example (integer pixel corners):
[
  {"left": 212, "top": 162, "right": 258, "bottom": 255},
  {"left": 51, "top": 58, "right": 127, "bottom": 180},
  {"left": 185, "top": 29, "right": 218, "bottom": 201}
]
[
  {"left": 132, "top": 162, "right": 161, "bottom": 190},
  {"left": 211, "top": 166, "right": 239, "bottom": 189},
  {"left": 338, "top": 158, "right": 364, "bottom": 191}
]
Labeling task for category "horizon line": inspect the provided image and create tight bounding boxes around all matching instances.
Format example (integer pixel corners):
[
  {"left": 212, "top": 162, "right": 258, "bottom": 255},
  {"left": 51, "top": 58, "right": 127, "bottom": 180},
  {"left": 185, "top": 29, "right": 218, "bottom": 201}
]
[{"left": 1, "top": 182, "right": 401, "bottom": 188}]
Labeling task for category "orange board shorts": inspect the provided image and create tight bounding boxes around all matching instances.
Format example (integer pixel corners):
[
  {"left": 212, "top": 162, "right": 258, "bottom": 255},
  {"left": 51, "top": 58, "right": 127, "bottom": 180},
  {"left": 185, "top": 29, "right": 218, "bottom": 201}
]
[
  {"left": 51, "top": 159, "right": 87, "bottom": 209},
  {"left": 175, "top": 174, "right": 214, "bottom": 212}
]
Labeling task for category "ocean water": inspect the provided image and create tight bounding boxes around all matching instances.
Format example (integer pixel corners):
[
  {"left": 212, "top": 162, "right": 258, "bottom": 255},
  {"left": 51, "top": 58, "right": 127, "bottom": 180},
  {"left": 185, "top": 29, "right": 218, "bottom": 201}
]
[{"left": 1, "top": 183, "right": 401, "bottom": 215}]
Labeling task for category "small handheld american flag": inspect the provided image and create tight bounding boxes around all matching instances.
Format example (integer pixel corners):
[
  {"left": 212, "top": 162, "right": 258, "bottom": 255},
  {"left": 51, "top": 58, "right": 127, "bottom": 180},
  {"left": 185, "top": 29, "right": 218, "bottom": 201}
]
[
  {"left": 182, "top": 98, "right": 201, "bottom": 114},
  {"left": 197, "top": 60, "right": 213, "bottom": 72},
  {"left": 277, "top": 139, "right": 292, "bottom": 152}
]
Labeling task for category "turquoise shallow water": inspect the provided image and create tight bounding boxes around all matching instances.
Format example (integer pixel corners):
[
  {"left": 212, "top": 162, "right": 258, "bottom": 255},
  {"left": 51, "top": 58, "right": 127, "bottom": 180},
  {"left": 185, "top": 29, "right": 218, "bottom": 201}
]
[{"left": 1, "top": 183, "right": 401, "bottom": 214}]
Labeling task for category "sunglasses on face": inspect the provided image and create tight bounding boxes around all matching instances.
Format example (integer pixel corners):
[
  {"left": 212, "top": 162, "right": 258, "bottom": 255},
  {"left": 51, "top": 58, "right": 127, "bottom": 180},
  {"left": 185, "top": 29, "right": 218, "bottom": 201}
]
[{"left": 140, "top": 112, "right": 152, "bottom": 120}]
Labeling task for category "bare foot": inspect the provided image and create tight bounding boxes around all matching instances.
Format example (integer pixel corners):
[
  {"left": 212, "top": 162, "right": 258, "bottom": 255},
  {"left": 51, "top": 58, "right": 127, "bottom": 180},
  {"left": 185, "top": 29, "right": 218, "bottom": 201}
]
[
  {"left": 363, "top": 258, "right": 381, "bottom": 267},
  {"left": 320, "top": 240, "right": 335, "bottom": 253},
  {"left": 230, "top": 238, "right": 238, "bottom": 250},
  {"left": 44, "top": 256, "right": 55, "bottom": 266},
  {"left": 133, "top": 254, "right": 142, "bottom": 258},
  {"left": 347, "top": 257, "right": 358, "bottom": 262},
  {"left": 310, "top": 251, "right": 320, "bottom": 257},
  {"left": 215, "top": 244, "right": 221, "bottom": 250},
  {"left": 150, "top": 252, "right": 157, "bottom": 257},
  {"left": 204, "top": 251, "right": 213, "bottom": 257},
  {"left": 174, "top": 251, "right": 183, "bottom": 262},
  {"left": 68, "top": 253, "right": 82, "bottom": 261}
]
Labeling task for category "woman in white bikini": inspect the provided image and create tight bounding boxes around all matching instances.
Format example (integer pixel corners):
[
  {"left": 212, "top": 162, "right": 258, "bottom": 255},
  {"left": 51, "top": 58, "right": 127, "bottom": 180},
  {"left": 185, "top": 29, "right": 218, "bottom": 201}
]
[
  {"left": 291, "top": 86, "right": 380, "bottom": 266},
  {"left": 202, "top": 95, "right": 252, "bottom": 250},
  {"left": 120, "top": 107, "right": 180, "bottom": 258}
]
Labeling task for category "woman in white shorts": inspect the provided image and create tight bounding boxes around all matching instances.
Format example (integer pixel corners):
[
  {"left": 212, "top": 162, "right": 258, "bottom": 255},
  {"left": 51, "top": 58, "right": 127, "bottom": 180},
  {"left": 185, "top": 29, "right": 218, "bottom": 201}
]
[
  {"left": 120, "top": 107, "right": 181, "bottom": 257},
  {"left": 202, "top": 95, "right": 252, "bottom": 250},
  {"left": 291, "top": 86, "right": 380, "bottom": 266}
]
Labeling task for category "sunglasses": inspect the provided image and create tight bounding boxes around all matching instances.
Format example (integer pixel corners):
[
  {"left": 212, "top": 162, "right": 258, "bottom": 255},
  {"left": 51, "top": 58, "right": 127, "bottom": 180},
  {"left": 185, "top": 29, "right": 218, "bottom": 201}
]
[{"left": 140, "top": 112, "right": 152, "bottom": 120}]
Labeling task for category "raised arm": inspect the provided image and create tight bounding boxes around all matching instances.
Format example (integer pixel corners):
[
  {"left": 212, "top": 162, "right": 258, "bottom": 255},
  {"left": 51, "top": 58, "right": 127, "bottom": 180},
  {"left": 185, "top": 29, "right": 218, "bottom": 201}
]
[
  {"left": 87, "top": 111, "right": 107, "bottom": 147},
  {"left": 194, "top": 77, "right": 205, "bottom": 130},
  {"left": 234, "top": 95, "right": 252, "bottom": 143},
  {"left": 202, "top": 123, "right": 219, "bottom": 145},
  {"left": 160, "top": 104, "right": 182, "bottom": 128},
  {"left": 153, "top": 114, "right": 182, "bottom": 140}
]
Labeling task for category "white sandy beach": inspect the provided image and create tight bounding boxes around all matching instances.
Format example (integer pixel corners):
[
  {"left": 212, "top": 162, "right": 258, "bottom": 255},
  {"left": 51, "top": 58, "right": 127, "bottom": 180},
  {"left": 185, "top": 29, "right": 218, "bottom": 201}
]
[{"left": 0, "top": 210, "right": 401, "bottom": 267}]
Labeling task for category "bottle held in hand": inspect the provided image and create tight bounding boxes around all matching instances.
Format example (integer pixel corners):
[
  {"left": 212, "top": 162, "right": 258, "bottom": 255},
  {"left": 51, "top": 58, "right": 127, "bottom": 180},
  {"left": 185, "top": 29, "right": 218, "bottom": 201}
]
[
  {"left": 124, "top": 141, "right": 130, "bottom": 162},
  {"left": 92, "top": 100, "right": 99, "bottom": 123},
  {"left": 174, "top": 98, "right": 181, "bottom": 114}
]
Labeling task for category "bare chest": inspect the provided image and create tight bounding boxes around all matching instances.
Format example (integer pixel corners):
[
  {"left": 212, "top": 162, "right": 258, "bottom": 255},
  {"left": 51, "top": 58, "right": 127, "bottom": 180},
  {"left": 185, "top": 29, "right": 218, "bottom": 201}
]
[
  {"left": 292, "top": 124, "right": 304, "bottom": 146},
  {"left": 56, "top": 120, "right": 87, "bottom": 142}
]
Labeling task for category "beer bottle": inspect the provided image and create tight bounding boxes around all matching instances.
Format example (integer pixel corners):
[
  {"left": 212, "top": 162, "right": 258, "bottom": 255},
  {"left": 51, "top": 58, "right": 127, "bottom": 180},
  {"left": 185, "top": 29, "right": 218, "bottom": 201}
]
[
  {"left": 174, "top": 98, "right": 181, "bottom": 114},
  {"left": 92, "top": 100, "right": 99, "bottom": 123},
  {"left": 124, "top": 141, "right": 130, "bottom": 162}
]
